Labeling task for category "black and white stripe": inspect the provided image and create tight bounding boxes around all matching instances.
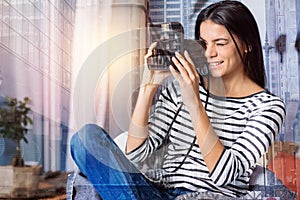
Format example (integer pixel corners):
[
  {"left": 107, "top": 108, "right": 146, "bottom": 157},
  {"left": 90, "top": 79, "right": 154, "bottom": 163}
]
[{"left": 127, "top": 80, "right": 285, "bottom": 197}]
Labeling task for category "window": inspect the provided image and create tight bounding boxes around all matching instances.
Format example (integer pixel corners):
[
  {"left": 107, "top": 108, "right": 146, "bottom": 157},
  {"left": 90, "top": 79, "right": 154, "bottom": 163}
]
[
  {"left": 2, "top": 23, "right": 10, "bottom": 47},
  {"left": 62, "top": 69, "right": 71, "bottom": 88},
  {"left": 22, "top": 39, "right": 29, "bottom": 59}
]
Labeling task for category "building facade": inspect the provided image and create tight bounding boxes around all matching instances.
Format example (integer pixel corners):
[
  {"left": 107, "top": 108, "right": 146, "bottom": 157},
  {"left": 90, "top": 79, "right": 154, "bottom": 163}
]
[
  {"left": 148, "top": 0, "right": 219, "bottom": 39},
  {"left": 264, "top": 0, "right": 299, "bottom": 143},
  {"left": 0, "top": 0, "right": 75, "bottom": 171}
]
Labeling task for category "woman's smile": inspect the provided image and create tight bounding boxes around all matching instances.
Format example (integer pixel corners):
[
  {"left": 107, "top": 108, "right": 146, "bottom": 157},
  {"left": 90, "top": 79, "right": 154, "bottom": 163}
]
[{"left": 208, "top": 61, "right": 224, "bottom": 70}]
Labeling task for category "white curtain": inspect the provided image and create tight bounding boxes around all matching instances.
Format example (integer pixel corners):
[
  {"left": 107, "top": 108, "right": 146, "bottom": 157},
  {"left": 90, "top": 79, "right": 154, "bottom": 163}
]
[
  {"left": 66, "top": 0, "right": 112, "bottom": 171},
  {"left": 66, "top": 0, "right": 148, "bottom": 171},
  {"left": 0, "top": 0, "right": 147, "bottom": 171}
]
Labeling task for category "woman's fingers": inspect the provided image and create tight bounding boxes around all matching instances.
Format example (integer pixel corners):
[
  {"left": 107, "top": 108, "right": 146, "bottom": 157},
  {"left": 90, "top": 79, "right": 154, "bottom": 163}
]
[
  {"left": 146, "top": 42, "right": 157, "bottom": 56},
  {"left": 171, "top": 54, "right": 184, "bottom": 72},
  {"left": 178, "top": 51, "right": 198, "bottom": 78},
  {"left": 169, "top": 64, "right": 183, "bottom": 84},
  {"left": 144, "top": 42, "right": 158, "bottom": 63},
  {"left": 183, "top": 50, "right": 198, "bottom": 75},
  {"left": 172, "top": 51, "right": 198, "bottom": 83}
]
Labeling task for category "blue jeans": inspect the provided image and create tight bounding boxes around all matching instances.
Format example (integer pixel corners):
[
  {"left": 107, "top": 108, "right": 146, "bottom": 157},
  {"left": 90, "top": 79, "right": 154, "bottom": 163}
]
[{"left": 70, "top": 124, "right": 192, "bottom": 200}]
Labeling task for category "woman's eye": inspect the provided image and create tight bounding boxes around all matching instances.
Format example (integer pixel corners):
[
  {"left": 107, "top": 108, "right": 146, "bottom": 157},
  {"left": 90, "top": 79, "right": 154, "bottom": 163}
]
[{"left": 216, "top": 43, "right": 226, "bottom": 46}]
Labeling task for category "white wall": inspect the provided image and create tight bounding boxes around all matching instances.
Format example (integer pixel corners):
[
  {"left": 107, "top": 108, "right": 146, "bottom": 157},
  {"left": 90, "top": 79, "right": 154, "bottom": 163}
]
[{"left": 241, "top": 0, "right": 266, "bottom": 42}]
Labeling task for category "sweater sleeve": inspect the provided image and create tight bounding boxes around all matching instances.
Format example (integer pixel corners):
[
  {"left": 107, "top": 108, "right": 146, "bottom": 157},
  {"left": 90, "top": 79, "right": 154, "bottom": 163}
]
[
  {"left": 209, "top": 97, "right": 285, "bottom": 186},
  {"left": 126, "top": 81, "right": 180, "bottom": 164}
]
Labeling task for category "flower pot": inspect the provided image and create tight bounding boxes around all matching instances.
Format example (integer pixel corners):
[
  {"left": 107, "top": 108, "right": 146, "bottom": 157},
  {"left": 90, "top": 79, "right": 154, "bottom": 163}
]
[{"left": 0, "top": 165, "right": 42, "bottom": 198}]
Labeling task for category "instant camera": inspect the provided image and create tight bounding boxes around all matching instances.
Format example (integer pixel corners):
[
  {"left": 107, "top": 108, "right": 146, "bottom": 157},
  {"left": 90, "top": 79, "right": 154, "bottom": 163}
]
[{"left": 147, "top": 22, "right": 206, "bottom": 72}]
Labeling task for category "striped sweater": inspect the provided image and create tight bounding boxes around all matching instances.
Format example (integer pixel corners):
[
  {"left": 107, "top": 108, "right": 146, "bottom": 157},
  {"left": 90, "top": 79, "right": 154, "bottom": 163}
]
[{"left": 126, "top": 80, "right": 285, "bottom": 197}]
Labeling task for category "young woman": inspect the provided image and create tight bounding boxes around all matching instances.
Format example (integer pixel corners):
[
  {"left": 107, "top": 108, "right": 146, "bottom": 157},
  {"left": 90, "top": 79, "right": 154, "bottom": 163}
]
[{"left": 71, "top": 1, "right": 285, "bottom": 199}]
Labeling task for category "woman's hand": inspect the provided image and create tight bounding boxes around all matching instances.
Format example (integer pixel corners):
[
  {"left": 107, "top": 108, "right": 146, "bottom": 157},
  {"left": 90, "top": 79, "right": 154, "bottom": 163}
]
[
  {"left": 169, "top": 51, "right": 201, "bottom": 109},
  {"left": 141, "top": 42, "right": 171, "bottom": 88},
  {"left": 127, "top": 42, "right": 172, "bottom": 153}
]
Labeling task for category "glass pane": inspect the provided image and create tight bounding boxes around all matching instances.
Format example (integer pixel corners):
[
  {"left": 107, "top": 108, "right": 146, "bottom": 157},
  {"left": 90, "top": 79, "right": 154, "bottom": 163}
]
[
  {"left": 28, "top": 42, "right": 34, "bottom": 64},
  {"left": 9, "top": 29, "right": 17, "bottom": 51},
  {"left": 15, "top": 32, "right": 23, "bottom": 55},
  {"left": 33, "top": 49, "right": 40, "bottom": 69},
  {"left": 22, "top": 38, "right": 29, "bottom": 59},
  {"left": 1, "top": 22, "right": 9, "bottom": 47}
]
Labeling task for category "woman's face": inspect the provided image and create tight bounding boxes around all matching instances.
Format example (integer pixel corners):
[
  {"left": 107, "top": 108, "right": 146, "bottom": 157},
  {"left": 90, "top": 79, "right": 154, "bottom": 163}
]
[{"left": 199, "top": 20, "right": 246, "bottom": 79}]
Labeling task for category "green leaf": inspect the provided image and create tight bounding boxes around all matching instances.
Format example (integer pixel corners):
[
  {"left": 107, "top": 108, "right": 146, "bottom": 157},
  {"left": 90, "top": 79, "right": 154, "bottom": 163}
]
[{"left": 0, "top": 96, "right": 33, "bottom": 143}]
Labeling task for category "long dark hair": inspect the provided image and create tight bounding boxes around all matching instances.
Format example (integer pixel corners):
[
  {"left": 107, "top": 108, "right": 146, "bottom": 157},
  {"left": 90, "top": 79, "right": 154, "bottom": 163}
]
[{"left": 195, "top": 1, "right": 266, "bottom": 88}]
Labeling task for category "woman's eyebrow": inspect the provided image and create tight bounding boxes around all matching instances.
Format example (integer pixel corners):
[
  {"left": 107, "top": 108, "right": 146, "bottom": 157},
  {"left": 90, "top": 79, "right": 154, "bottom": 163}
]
[
  {"left": 214, "top": 38, "right": 229, "bottom": 42},
  {"left": 199, "top": 37, "right": 229, "bottom": 43}
]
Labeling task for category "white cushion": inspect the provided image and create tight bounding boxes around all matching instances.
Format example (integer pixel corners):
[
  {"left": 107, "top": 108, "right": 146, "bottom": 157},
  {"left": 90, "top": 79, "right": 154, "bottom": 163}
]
[{"left": 113, "top": 132, "right": 128, "bottom": 152}]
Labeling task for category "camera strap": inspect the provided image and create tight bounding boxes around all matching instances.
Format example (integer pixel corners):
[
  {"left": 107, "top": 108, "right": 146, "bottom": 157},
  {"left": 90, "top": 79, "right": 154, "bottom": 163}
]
[
  {"left": 164, "top": 103, "right": 183, "bottom": 147},
  {"left": 163, "top": 75, "right": 210, "bottom": 173}
]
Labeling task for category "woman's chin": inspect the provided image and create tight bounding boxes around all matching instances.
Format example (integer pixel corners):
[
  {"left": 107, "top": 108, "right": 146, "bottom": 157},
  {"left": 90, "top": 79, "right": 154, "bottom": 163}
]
[{"left": 209, "top": 70, "right": 223, "bottom": 78}]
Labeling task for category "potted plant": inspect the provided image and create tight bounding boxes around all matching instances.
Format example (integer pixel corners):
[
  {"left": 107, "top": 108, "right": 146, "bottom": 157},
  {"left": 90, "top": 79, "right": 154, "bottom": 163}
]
[
  {"left": 0, "top": 96, "right": 41, "bottom": 198},
  {"left": 0, "top": 96, "right": 33, "bottom": 167}
]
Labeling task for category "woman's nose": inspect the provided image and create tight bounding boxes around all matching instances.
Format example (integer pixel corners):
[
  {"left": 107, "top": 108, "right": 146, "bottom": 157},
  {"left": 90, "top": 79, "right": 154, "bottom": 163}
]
[{"left": 205, "top": 45, "right": 217, "bottom": 58}]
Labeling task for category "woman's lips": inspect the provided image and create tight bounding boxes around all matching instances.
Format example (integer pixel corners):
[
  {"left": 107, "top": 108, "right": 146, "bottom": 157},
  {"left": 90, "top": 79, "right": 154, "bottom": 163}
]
[{"left": 208, "top": 61, "right": 224, "bottom": 69}]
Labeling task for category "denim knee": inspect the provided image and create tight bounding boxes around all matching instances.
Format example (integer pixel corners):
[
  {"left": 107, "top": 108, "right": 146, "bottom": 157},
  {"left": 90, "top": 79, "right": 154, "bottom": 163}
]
[
  {"left": 73, "top": 124, "right": 109, "bottom": 145},
  {"left": 70, "top": 124, "right": 110, "bottom": 160},
  {"left": 70, "top": 124, "right": 103, "bottom": 163},
  {"left": 78, "top": 124, "right": 107, "bottom": 139}
]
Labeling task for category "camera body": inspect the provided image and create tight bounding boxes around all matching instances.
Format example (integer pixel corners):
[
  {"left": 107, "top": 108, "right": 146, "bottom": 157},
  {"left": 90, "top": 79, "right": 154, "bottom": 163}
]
[
  {"left": 147, "top": 22, "right": 206, "bottom": 72},
  {"left": 147, "top": 22, "right": 184, "bottom": 70}
]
